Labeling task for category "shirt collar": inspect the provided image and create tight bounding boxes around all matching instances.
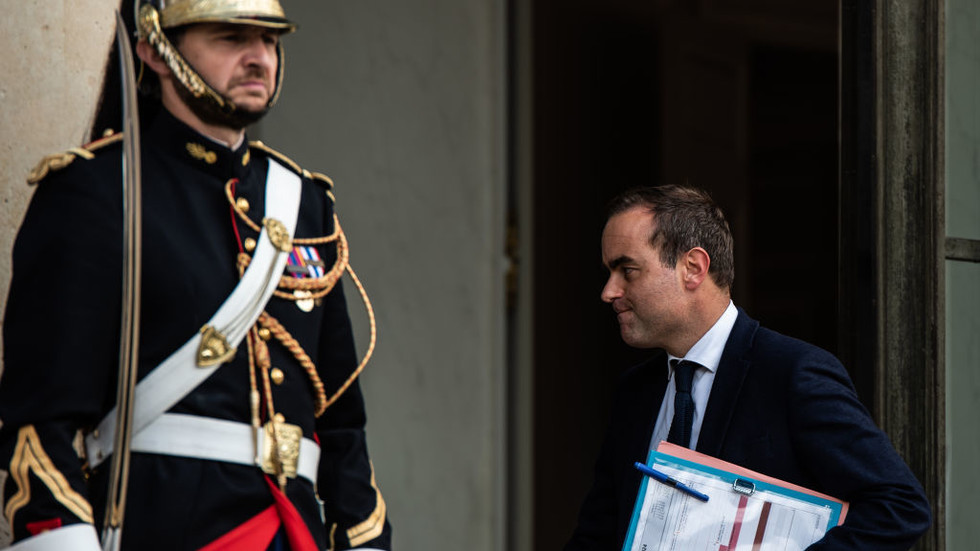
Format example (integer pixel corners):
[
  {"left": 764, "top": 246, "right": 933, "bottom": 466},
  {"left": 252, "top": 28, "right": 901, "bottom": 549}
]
[{"left": 667, "top": 300, "right": 738, "bottom": 375}]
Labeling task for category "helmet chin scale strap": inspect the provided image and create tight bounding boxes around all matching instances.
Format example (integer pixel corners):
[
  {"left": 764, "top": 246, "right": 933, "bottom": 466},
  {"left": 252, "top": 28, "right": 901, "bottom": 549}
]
[{"left": 138, "top": 4, "right": 234, "bottom": 114}]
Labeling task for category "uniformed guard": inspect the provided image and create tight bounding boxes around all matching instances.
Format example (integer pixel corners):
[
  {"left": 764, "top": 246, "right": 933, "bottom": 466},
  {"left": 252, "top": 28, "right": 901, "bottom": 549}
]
[{"left": 0, "top": 1, "right": 392, "bottom": 549}]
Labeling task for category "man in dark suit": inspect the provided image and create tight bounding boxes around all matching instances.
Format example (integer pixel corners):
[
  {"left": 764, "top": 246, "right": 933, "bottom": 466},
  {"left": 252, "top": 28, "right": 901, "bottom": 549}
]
[{"left": 565, "top": 185, "right": 931, "bottom": 550}]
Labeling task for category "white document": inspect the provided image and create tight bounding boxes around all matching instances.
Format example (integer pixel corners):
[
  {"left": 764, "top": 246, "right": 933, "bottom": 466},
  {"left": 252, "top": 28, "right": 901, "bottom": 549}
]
[{"left": 624, "top": 444, "right": 846, "bottom": 551}]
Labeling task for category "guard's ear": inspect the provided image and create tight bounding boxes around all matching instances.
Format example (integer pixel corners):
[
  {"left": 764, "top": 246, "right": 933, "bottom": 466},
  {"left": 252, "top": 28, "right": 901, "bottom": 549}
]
[
  {"left": 680, "top": 247, "right": 711, "bottom": 290},
  {"left": 135, "top": 40, "right": 170, "bottom": 77}
]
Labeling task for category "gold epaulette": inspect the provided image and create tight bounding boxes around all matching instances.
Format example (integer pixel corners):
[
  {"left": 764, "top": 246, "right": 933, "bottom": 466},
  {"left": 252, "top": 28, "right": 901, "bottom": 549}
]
[
  {"left": 249, "top": 140, "right": 336, "bottom": 201},
  {"left": 308, "top": 171, "right": 337, "bottom": 203},
  {"left": 308, "top": 171, "right": 335, "bottom": 189},
  {"left": 27, "top": 132, "right": 124, "bottom": 185},
  {"left": 249, "top": 140, "right": 303, "bottom": 176}
]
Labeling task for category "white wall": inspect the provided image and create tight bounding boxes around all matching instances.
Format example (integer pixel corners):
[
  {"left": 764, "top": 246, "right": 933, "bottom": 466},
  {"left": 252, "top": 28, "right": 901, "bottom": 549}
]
[{"left": 0, "top": 2, "right": 508, "bottom": 549}]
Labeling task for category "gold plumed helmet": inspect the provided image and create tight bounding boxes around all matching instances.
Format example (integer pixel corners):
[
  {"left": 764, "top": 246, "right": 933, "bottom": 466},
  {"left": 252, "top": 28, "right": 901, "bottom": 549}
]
[
  {"left": 136, "top": 0, "right": 295, "bottom": 116},
  {"left": 146, "top": 0, "right": 295, "bottom": 33}
]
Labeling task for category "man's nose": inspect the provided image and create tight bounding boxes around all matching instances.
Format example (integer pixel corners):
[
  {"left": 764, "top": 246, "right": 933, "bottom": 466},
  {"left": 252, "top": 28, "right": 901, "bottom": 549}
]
[
  {"left": 244, "top": 39, "right": 275, "bottom": 67},
  {"left": 600, "top": 277, "right": 621, "bottom": 303}
]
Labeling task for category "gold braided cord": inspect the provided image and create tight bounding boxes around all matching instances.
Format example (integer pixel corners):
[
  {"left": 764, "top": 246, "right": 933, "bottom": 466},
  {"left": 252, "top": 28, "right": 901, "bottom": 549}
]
[
  {"left": 273, "top": 229, "right": 347, "bottom": 300},
  {"left": 227, "top": 181, "right": 376, "bottom": 416},
  {"left": 257, "top": 337, "right": 275, "bottom": 415},
  {"left": 236, "top": 236, "right": 345, "bottom": 302},
  {"left": 254, "top": 328, "right": 289, "bottom": 490},
  {"left": 323, "top": 261, "right": 377, "bottom": 411},
  {"left": 224, "top": 180, "right": 341, "bottom": 245},
  {"left": 225, "top": 180, "right": 262, "bottom": 233},
  {"left": 258, "top": 311, "right": 328, "bottom": 416},
  {"left": 233, "top": 216, "right": 349, "bottom": 303},
  {"left": 253, "top": 327, "right": 272, "bottom": 371},
  {"left": 293, "top": 225, "right": 342, "bottom": 245},
  {"left": 237, "top": 252, "right": 251, "bottom": 276},
  {"left": 238, "top": 257, "right": 377, "bottom": 416},
  {"left": 246, "top": 329, "right": 263, "bottom": 464}
]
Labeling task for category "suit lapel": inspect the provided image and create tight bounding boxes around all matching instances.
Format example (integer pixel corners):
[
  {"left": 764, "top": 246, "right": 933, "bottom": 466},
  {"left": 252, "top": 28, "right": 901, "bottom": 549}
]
[
  {"left": 696, "top": 309, "right": 758, "bottom": 457},
  {"left": 616, "top": 353, "right": 668, "bottom": 528},
  {"left": 630, "top": 354, "right": 668, "bottom": 463}
]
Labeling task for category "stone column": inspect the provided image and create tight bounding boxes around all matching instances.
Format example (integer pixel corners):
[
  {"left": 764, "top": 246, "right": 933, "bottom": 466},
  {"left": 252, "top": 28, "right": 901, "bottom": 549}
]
[
  {"left": 0, "top": 1, "right": 116, "bottom": 365},
  {"left": 841, "top": 1, "right": 945, "bottom": 549},
  {"left": 0, "top": 1, "right": 121, "bottom": 545}
]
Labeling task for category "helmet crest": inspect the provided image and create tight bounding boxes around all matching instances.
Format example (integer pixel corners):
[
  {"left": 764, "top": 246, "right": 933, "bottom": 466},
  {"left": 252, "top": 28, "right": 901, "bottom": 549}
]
[{"left": 151, "top": 0, "right": 295, "bottom": 30}]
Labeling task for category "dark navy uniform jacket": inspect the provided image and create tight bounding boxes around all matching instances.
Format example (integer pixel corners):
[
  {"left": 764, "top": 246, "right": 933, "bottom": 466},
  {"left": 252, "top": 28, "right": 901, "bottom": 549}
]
[
  {"left": 0, "top": 110, "right": 392, "bottom": 550},
  {"left": 565, "top": 309, "right": 931, "bottom": 550}
]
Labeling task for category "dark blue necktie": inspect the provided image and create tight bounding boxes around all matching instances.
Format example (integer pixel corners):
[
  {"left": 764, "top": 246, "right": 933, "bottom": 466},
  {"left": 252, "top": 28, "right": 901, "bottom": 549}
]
[{"left": 667, "top": 360, "right": 699, "bottom": 449}]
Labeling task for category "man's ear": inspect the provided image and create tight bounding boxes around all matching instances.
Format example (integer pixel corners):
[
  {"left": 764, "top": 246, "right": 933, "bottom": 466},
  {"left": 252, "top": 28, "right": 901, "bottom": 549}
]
[
  {"left": 135, "top": 40, "right": 170, "bottom": 77},
  {"left": 681, "top": 247, "right": 711, "bottom": 290}
]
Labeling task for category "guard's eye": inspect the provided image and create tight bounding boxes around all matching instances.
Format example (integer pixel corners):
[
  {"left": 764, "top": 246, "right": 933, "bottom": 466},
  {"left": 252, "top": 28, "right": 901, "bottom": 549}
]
[{"left": 262, "top": 33, "right": 280, "bottom": 47}]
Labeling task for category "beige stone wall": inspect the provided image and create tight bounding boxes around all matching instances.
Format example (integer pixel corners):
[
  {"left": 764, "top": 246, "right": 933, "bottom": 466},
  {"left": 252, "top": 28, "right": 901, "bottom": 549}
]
[
  {"left": 0, "top": 1, "right": 116, "bottom": 367},
  {"left": 0, "top": 1, "right": 116, "bottom": 545}
]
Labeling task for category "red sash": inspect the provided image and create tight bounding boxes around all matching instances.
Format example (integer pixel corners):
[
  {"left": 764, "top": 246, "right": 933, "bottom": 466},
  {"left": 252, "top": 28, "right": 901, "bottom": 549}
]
[{"left": 199, "top": 477, "right": 318, "bottom": 551}]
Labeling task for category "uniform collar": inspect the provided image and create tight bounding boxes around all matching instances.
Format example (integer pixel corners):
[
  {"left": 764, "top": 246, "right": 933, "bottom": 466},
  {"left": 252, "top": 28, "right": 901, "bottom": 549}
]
[{"left": 146, "top": 110, "right": 254, "bottom": 180}]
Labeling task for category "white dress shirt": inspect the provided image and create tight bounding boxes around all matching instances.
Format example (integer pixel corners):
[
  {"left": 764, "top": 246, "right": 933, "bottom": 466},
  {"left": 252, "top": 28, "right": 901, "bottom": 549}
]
[{"left": 649, "top": 301, "right": 738, "bottom": 452}]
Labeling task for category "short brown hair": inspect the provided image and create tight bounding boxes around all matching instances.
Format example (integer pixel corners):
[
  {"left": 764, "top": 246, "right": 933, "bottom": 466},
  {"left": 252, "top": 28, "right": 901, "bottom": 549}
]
[{"left": 605, "top": 185, "right": 735, "bottom": 290}]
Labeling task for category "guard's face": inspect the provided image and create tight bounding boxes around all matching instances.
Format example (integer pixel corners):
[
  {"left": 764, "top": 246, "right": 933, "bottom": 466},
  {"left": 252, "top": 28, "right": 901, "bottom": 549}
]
[
  {"left": 176, "top": 23, "right": 280, "bottom": 114},
  {"left": 600, "top": 207, "right": 687, "bottom": 350}
]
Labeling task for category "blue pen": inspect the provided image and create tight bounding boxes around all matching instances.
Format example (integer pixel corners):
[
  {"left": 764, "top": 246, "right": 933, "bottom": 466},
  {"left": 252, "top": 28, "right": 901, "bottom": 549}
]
[{"left": 634, "top": 462, "right": 710, "bottom": 502}]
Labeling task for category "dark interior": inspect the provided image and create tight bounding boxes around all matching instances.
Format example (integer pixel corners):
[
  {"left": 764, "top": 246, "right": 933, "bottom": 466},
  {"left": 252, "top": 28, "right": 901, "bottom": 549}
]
[{"left": 528, "top": 1, "right": 838, "bottom": 545}]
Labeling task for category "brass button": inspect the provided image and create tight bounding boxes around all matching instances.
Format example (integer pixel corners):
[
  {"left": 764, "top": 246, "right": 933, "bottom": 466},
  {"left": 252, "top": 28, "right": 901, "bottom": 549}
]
[
  {"left": 236, "top": 197, "right": 250, "bottom": 213},
  {"left": 244, "top": 237, "right": 257, "bottom": 252},
  {"left": 258, "top": 327, "right": 272, "bottom": 341},
  {"left": 270, "top": 367, "right": 285, "bottom": 385}
]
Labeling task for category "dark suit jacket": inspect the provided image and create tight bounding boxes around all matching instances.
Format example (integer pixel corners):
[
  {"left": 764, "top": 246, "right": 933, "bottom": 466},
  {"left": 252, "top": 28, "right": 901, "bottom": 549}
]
[{"left": 565, "top": 308, "right": 931, "bottom": 550}]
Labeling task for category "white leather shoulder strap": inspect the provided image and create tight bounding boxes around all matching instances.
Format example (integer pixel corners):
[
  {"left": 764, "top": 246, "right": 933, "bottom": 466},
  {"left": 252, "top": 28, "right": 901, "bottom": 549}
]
[{"left": 86, "top": 159, "right": 302, "bottom": 468}]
